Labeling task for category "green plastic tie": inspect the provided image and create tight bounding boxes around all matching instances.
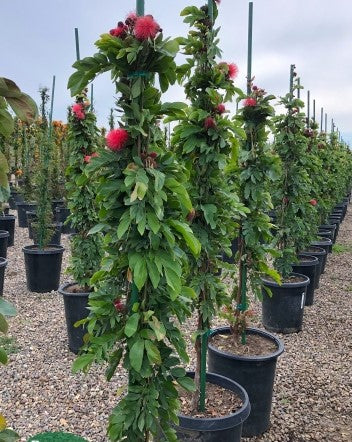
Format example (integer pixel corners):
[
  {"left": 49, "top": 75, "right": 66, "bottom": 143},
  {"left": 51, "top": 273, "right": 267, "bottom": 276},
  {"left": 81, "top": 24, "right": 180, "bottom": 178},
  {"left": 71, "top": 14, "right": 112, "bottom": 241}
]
[
  {"left": 199, "top": 329, "right": 211, "bottom": 412},
  {"left": 127, "top": 71, "right": 150, "bottom": 78}
]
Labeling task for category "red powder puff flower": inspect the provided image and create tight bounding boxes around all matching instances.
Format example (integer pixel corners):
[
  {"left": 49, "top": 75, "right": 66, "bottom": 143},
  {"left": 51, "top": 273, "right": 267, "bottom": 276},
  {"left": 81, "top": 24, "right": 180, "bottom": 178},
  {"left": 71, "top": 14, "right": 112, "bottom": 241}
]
[
  {"left": 110, "top": 24, "right": 128, "bottom": 38},
  {"left": 114, "top": 299, "right": 125, "bottom": 313},
  {"left": 243, "top": 98, "right": 257, "bottom": 107},
  {"left": 84, "top": 155, "right": 91, "bottom": 164},
  {"left": 149, "top": 152, "right": 158, "bottom": 159},
  {"left": 228, "top": 63, "right": 239, "bottom": 79},
  {"left": 126, "top": 11, "right": 138, "bottom": 23},
  {"left": 134, "top": 15, "right": 160, "bottom": 40},
  {"left": 72, "top": 103, "right": 85, "bottom": 120},
  {"left": 106, "top": 128, "right": 129, "bottom": 151},
  {"left": 309, "top": 199, "right": 317, "bottom": 206},
  {"left": 216, "top": 104, "right": 226, "bottom": 114},
  {"left": 91, "top": 152, "right": 99, "bottom": 158},
  {"left": 204, "top": 117, "right": 216, "bottom": 129}
]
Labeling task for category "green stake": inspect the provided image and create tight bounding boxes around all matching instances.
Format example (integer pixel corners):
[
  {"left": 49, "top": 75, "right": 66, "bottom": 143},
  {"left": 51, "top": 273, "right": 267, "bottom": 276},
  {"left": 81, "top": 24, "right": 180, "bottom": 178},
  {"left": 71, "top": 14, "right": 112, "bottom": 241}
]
[
  {"left": 199, "top": 330, "right": 209, "bottom": 412},
  {"left": 320, "top": 107, "right": 323, "bottom": 132},
  {"left": 289, "top": 64, "right": 294, "bottom": 95},
  {"left": 74, "top": 28, "right": 80, "bottom": 61},
  {"left": 297, "top": 78, "right": 300, "bottom": 99},
  {"left": 307, "top": 90, "right": 310, "bottom": 127},
  {"left": 48, "top": 75, "right": 56, "bottom": 137},
  {"left": 247, "top": 2, "right": 253, "bottom": 94},
  {"left": 331, "top": 119, "right": 334, "bottom": 133},
  {"left": 313, "top": 99, "right": 316, "bottom": 123},
  {"left": 90, "top": 84, "right": 94, "bottom": 112},
  {"left": 325, "top": 113, "right": 327, "bottom": 133},
  {"left": 136, "top": 0, "right": 144, "bottom": 16},
  {"left": 208, "top": 0, "right": 214, "bottom": 24}
]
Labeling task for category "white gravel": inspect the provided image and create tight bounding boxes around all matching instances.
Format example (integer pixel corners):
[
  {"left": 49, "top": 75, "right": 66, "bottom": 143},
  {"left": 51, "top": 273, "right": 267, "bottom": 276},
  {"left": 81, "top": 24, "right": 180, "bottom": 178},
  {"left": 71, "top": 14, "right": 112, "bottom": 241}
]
[{"left": 1, "top": 206, "right": 351, "bottom": 441}]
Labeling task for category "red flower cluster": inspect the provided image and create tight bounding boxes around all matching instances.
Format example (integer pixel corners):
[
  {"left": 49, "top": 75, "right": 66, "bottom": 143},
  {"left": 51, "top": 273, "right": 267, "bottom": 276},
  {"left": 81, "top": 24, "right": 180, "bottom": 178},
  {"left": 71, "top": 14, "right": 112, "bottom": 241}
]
[
  {"left": 106, "top": 128, "right": 129, "bottom": 151},
  {"left": 110, "top": 22, "right": 128, "bottom": 38},
  {"left": 114, "top": 298, "right": 125, "bottom": 313},
  {"left": 134, "top": 15, "right": 161, "bottom": 40},
  {"left": 309, "top": 199, "right": 317, "bottom": 206},
  {"left": 218, "top": 62, "right": 239, "bottom": 80},
  {"left": 215, "top": 104, "right": 226, "bottom": 114},
  {"left": 72, "top": 103, "right": 85, "bottom": 120},
  {"left": 83, "top": 152, "right": 99, "bottom": 164},
  {"left": 141, "top": 151, "right": 158, "bottom": 168},
  {"left": 204, "top": 116, "right": 216, "bottom": 129},
  {"left": 243, "top": 98, "right": 257, "bottom": 107}
]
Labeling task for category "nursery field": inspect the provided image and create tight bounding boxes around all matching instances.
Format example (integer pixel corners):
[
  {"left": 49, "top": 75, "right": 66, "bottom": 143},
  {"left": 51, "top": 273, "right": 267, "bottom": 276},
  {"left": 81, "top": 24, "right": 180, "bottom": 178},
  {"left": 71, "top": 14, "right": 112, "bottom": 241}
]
[{"left": 1, "top": 207, "right": 351, "bottom": 442}]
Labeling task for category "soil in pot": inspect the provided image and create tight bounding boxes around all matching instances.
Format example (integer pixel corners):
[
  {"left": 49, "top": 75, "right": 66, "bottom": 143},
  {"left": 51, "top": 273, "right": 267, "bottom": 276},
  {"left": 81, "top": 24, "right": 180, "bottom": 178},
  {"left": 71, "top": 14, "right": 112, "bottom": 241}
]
[
  {"left": 261, "top": 273, "right": 309, "bottom": 334},
  {"left": 300, "top": 247, "right": 326, "bottom": 289},
  {"left": 58, "top": 283, "right": 90, "bottom": 354},
  {"left": 292, "top": 254, "right": 319, "bottom": 306},
  {"left": 208, "top": 327, "right": 284, "bottom": 437},
  {"left": 0, "top": 215, "right": 15, "bottom": 247},
  {"left": 0, "top": 230, "right": 9, "bottom": 259},
  {"left": 23, "top": 245, "right": 64, "bottom": 293},
  {"left": 0, "top": 257, "right": 8, "bottom": 296},
  {"left": 175, "top": 372, "right": 250, "bottom": 442}
]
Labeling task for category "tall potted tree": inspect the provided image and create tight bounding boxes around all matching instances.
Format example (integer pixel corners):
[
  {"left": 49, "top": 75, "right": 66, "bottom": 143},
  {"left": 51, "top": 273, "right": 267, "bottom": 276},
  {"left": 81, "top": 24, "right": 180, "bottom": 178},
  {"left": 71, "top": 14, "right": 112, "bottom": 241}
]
[
  {"left": 172, "top": 3, "right": 251, "bottom": 439},
  {"left": 58, "top": 90, "right": 103, "bottom": 354},
  {"left": 67, "top": 9, "right": 211, "bottom": 441},
  {"left": 23, "top": 87, "right": 65, "bottom": 293}
]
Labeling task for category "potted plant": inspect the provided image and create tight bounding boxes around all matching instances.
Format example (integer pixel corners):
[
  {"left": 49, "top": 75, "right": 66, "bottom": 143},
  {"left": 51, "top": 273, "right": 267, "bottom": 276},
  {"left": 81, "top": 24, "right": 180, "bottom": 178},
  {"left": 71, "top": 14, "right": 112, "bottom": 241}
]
[
  {"left": 23, "top": 87, "right": 64, "bottom": 293},
  {"left": 51, "top": 120, "right": 68, "bottom": 211},
  {"left": 172, "top": 3, "right": 251, "bottom": 439},
  {"left": 207, "top": 82, "right": 284, "bottom": 437},
  {"left": 68, "top": 9, "right": 210, "bottom": 441},
  {"left": 262, "top": 72, "right": 315, "bottom": 330},
  {"left": 58, "top": 90, "right": 103, "bottom": 354},
  {"left": 0, "top": 152, "right": 12, "bottom": 251}
]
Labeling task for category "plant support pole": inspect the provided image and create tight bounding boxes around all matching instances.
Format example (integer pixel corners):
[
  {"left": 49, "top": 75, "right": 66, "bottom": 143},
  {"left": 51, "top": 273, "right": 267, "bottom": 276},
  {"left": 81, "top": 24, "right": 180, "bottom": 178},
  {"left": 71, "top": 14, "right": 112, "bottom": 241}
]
[
  {"left": 90, "top": 84, "right": 94, "bottom": 112},
  {"left": 325, "top": 113, "right": 327, "bottom": 133},
  {"left": 297, "top": 78, "right": 300, "bottom": 99},
  {"left": 208, "top": 0, "right": 214, "bottom": 24},
  {"left": 289, "top": 65, "right": 294, "bottom": 95},
  {"left": 320, "top": 107, "right": 323, "bottom": 132},
  {"left": 74, "top": 28, "right": 80, "bottom": 61},
  {"left": 247, "top": 2, "right": 253, "bottom": 94},
  {"left": 136, "top": 0, "right": 144, "bottom": 16},
  {"left": 307, "top": 90, "right": 310, "bottom": 127},
  {"left": 48, "top": 75, "right": 56, "bottom": 137},
  {"left": 313, "top": 99, "right": 316, "bottom": 123}
]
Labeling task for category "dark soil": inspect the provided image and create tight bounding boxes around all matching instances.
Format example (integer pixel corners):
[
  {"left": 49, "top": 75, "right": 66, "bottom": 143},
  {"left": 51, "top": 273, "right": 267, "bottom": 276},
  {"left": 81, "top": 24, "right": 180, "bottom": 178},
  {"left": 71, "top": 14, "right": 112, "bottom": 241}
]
[
  {"left": 210, "top": 333, "right": 277, "bottom": 357},
  {"left": 65, "top": 284, "right": 91, "bottom": 294},
  {"left": 178, "top": 382, "right": 243, "bottom": 418},
  {"left": 303, "top": 247, "right": 324, "bottom": 253},
  {"left": 282, "top": 275, "right": 307, "bottom": 283}
]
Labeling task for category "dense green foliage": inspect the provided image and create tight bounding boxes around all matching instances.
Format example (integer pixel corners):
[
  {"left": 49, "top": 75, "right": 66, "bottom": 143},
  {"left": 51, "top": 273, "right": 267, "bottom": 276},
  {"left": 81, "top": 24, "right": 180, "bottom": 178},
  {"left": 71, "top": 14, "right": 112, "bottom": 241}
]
[
  {"left": 66, "top": 91, "right": 102, "bottom": 289},
  {"left": 68, "top": 12, "right": 200, "bottom": 441}
]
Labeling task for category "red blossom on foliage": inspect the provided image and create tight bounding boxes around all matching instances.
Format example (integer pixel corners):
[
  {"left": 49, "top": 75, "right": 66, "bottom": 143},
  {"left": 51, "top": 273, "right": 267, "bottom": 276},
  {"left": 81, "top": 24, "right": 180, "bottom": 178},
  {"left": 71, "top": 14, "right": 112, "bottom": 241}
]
[
  {"left": 149, "top": 152, "right": 158, "bottom": 159},
  {"left": 113, "top": 299, "right": 125, "bottom": 313},
  {"left": 72, "top": 103, "right": 85, "bottom": 120},
  {"left": 134, "top": 15, "right": 161, "bottom": 40},
  {"left": 91, "top": 152, "right": 99, "bottom": 158},
  {"left": 110, "top": 25, "right": 128, "bottom": 38},
  {"left": 204, "top": 117, "right": 216, "bottom": 129},
  {"left": 243, "top": 98, "right": 257, "bottom": 107},
  {"left": 309, "top": 199, "right": 317, "bottom": 206},
  {"left": 126, "top": 11, "right": 138, "bottom": 23},
  {"left": 216, "top": 104, "right": 226, "bottom": 114},
  {"left": 252, "top": 85, "right": 258, "bottom": 91},
  {"left": 228, "top": 63, "right": 239, "bottom": 79},
  {"left": 106, "top": 128, "right": 129, "bottom": 151},
  {"left": 84, "top": 155, "right": 91, "bottom": 164}
]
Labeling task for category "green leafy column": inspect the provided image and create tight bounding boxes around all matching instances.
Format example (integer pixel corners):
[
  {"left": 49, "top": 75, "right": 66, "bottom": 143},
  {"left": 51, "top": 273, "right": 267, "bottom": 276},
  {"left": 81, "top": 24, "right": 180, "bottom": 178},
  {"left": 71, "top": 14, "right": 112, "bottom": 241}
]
[
  {"left": 66, "top": 91, "right": 102, "bottom": 290},
  {"left": 68, "top": 12, "right": 200, "bottom": 441},
  {"left": 173, "top": 3, "right": 246, "bottom": 411}
]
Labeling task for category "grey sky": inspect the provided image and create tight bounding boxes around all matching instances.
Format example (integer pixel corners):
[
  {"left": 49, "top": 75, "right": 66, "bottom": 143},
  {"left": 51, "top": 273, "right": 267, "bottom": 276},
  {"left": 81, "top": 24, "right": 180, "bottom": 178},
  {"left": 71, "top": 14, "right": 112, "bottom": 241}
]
[{"left": 1, "top": 0, "right": 351, "bottom": 144}]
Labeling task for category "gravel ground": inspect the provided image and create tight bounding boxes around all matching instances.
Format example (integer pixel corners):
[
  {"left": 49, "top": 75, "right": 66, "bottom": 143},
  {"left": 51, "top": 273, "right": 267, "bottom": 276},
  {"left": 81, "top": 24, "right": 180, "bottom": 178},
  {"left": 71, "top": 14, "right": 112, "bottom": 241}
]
[{"left": 1, "top": 206, "right": 351, "bottom": 442}]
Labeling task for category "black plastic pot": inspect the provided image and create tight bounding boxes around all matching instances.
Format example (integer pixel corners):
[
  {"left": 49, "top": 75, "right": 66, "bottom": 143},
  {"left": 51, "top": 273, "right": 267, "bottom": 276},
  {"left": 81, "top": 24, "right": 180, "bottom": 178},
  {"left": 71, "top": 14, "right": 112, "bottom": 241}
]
[
  {"left": 300, "top": 246, "right": 326, "bottom": 289},
  {"left": 55, "top": 207, "right": 75, "bottom": 234},
  {"left": 261, "top": 273, "right": 309, "bottom": 334},
  {"left": 317, "top": 230, "right": 334, "bottom": 246},
  {"left": 26, "top": 211, "right": 37, "bottom": 239},
  {"left": 208, "top": 327, "right": 284, "bottom": 437},
  {"left": 317, "top": 235, "right": 333, "bottom": 253},
  {"left": 319, "top": 224, "right": 336, "bottom": 244},
  {"left": 0, "top": 215, "right": 15, "bottom": 247},
  {"left": 58, "top": 282, "right": 90, "bottom": 354},
  {"left": 292, "top": 255, "right": 319, "bottom": 306},
  {"left": 222, "top": 237, "right": 239, "bottom": 264},
  {"left": 9, "top": 191, "right": 23, "bottom": 210},
  {"left": 331, "top": 210, "right": 343, "bottom": 222},
  {"left": 0, "top": 257, "right": 7, "bottom": 296},
  {"left": 52, "top": 199, "right": 65, "bottom": 213},
  {"left": 31, "top": 223, "right": 62, "bottom": 246},
  {"left": 16, "top": 202, "right": 37, "bottom": 228},
  {"left": 23, "top": 245, "right": 64, "bottom": 293},
  {"left": 0, "top": 230, "right": 9, "bottom": 259},
  {"left": 310, "top": 239, "right": 332, "bottom": 273},
  {"left": 175, "top": 372, "right": 250, "bottom": 442},
  {"left": 327, "top": 218, "right": 340, "bottom": 241}
]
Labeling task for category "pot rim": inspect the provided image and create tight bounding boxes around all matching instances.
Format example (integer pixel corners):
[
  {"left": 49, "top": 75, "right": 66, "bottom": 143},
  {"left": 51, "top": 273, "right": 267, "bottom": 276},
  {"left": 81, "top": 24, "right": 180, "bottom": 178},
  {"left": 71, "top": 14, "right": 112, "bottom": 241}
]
[
  {"left": 262, "top": 272, "right": 309, "bottom": 288},
  {"left": 208, "top": 326, "right": 284, "bottom": 363},
  {"left": 22, "top": 244, "right": 65, "bottom": 255},
  {"left": 0, "top": 214, "right": 16, "bottom": 220},
  {"left": 0, "top": 230, "right": 10, "bottom": 238},
  {"left": 312, "top": 238, "right": 332, "bottom": 245},
  {"left": 294, "top": 254, "right": 319, "bottom": 267},
  {"left": 0, "top": 257, "right": 8, "bottom": 267},
  {"left": 58, "top": 282, "right": 92, "bottom": 297},
  {"left": 300, "top": 247, "right": 326, "bottom": 256},
  {"left": 177, "top": 371, "right": 251, "bottom": 431}
]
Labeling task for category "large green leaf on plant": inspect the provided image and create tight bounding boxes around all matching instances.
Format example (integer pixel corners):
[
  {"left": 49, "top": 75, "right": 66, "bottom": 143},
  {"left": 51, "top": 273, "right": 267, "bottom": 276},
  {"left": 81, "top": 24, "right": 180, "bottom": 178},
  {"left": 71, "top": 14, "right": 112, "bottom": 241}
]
[
  {"left": 6, "top": 94, "right": 37, "bottom": 124},
  {"left": 0, "top": 314, "right": 9, "bottom": 334},
  {"left": 0, "top": 299, "right": 16, "bottom": 317},
  {"left": 0, "top": 428, "right": 20, "bottom": 441},
  {"left": 0, "top": 109, "right": 14, "bottom": 138},
  {"left": 129, "top": 338, "right": 144, "bottom": 372},
  {"left": 168, "top": 220, "right": 201, "bottom": 257},
  {"left": 0, "top": 153, "right": 10, "bottom": 203}
]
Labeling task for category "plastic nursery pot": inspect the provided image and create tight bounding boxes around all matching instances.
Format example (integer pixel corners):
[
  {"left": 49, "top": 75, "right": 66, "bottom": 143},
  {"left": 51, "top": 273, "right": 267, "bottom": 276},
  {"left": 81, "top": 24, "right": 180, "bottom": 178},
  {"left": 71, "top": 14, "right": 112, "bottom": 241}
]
[
  {"left": 55, "top": 207, "right": 75, "bottom": 234},
  {"left": 16, "top": 201, "right": 37, "bottom": 227},
  {"left": 208, "top": 327, "right": 284, "bottom": 437},
  {"left": 261, "top": 273, "right": 309, "bottom": 334},
  {"left": 175, "top": 372, "right": 250, "bottom": 442},
  {"left": 0, "top": 230, "right": 9, "bottom": 259},
  {"left": 317, "top": 229, "right": 334, "bottom": 245},
  {"left": 330, "top": 210, "right": 343, "bottom": 222},
  {"left": 52, "top": 199, "right": 65, "bottom": 213},
  {"left": 222, "top": 237, "right": 239, "bottom": 264},
  {"left": 58, "top": 282, "right": 90, "bottom": 354},
  {"left": 317, "top": 235, "right": 333, "bottom": 253},
  {"left": 23, "top": 245, "right": 64, "bottom": 293},
  {"left": 28, "top": 432, "right": 88, "bottom": 441},
  {"left": 319, "top": 224, "right": 337, "bottom": 244},
  {"left": 26, "top": 211, "right": 37, "bottom": 239},
  {"left": 300, "top": 246, "right": 326, "bottom": 289},
  {"left": 32, "top": 223, "right": 63, "bottom": 246},
  {"left": 310, "top": 239, "right": 332, "bottom": 273},
  {"left": 0, "top": 215, "right": 15, "bottom": 247},
  {"left": 327, "top": 218, "right": 340, "bottom": 241},
  {"left": 0, "top": 257, "right": 8, "bottom": 296},
  {"left": 8, "top": 190, "right": 23, "bottom": 209},
  {"left": 292, "top": 254, "right": 319, "bottom": 306}
]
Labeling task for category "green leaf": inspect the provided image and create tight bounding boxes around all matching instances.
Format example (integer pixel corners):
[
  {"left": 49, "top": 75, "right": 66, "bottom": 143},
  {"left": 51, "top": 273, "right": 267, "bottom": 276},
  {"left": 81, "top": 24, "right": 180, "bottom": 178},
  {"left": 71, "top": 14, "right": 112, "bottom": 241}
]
[
  {"left": 161, "top": 39, "right": 179, "bottom": 57},
  {"left": 148, "top": 316, "right": 166, "bottom": 341},
  {"left": 146, "top": 211, "right": 160, "bottom": 234},
  {"left": 131, "top": 77, "right": 142, "bottom": 99},
  {"left": 201, "top": 204, "right": 217, "bottom": 229},
  {"left": 168, "top": 220, "right": 201, "bottom": 257},
  {"left": 171, "top": 367, "right": 186, "bottom": 378},
  {"left": 88, "top": 223, "right": 106, "bottom": 235},
  {"left": 105, "top": 348, "right": 124, "bottom": 381},
  {"left": 146, "top": 259, "right": 160, "bottom": 289},
  {"left": 129, "top": 339, "right": 144, "bottom": 372},
  {"left": 0, "top": 109, "right": 14, "bottom": 138},
  {"left": 6, "top": 93, "right": 37, "bottom": 124},
  {"left": 117, "top": 213, "right": 131, "bottom": 239},
  {"left": 0, "top": 299, "right": 16, "bottom": 317},
  {"left": 164, "top": 267, "right": 181, "bottom": 295},
  {"left": 164, "top": 177, "right": 192, "bottom": 211},
  {"left": 0, "top": 314, "right": 8, "bottom": 334},
  {"left": 131, "top": 256, "right": 148, "bottom": 290},
  {"left": 0, "top": 348, "right": 8, "bottom": 365},
  {"left": 0, "top": 428, "right": 20, "bottom": 441},
  {"left": 72, "top": 353, "right": 95, "bottom": 373},
  {"left": 145, "top": 340, "right": 161, "bottom": 365},
  {"left": 177, "top": 376, "right": 196, "bottom": 392},
  {"left": 124, "top": 313, "right": 140, "bottom": 338}
]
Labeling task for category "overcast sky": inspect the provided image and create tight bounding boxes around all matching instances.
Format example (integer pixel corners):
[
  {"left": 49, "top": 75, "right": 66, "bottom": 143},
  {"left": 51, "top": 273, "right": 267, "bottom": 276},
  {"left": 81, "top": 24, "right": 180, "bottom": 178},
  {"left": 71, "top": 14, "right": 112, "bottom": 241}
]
[{"left": 1, "top": 0, "right": 351, "bottom": 144}]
